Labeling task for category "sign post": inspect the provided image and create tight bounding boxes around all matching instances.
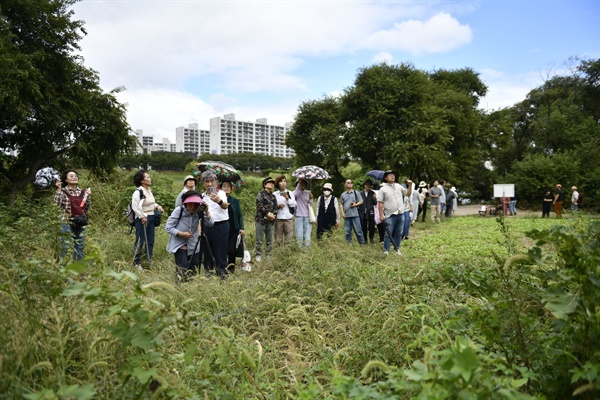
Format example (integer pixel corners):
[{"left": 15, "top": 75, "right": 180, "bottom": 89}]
[{"left": 493, "top": 184, "right": 514, "bottom": 216}]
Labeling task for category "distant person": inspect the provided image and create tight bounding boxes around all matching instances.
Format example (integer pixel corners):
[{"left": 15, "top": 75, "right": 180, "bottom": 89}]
[
  {"left": 165, "top": 190, "right": 213, "bottom": 283},
  {"left": 274, "top": 175, "right": 296, "bottom": 246},
  {"left": 316, "top": 183, "right": 339, "bottom": 240},
  {"left": 553, "top": 184, "right": 564, "bottom": 218},
  {"left": 255, "top": 177, "right": 278, "bottom": 262},
  {"left": 200, "top": 170, "right": 230, "bottom": 279},
  {"left": 131, "top": 170, "right": 164, "bottom": 271},
  {"left": 417, "top": 181, "right": 429, "bottom": 222},
  {"left": 451, "top": 186, "right": 458, "bottom": 214},
  {"left": 410, "top": 182, "right": 421, "bottom": 227},
  {"left": 372, "top": 182, "right": 386, "bottom": 243},
  {"left": 445, "top": 186, "right": 456, "bottom": 218},
  {"left": 542, "top": 190, "right": 553, "bottom": 218},
  {"left": 360, "top": 180, "right": 377, "bottom": 244},
  {"left": 293, "top": 178, "right": 313, "bottom": 248},
  {"left": 221, "top": 181, "right": 244, "bottom": 273},
  {"left": 339, "top": 178, "right": 365, "bottom": 245},
  {"left": 439, "top": 180, "right": 446, "bottom": 218},
  {"left": 175, "top": 175, "right": 197, "bottom": 207},
  {"left": 571, "top": 186, "right": 579, "bottom": 211},
  {"left": 377, "top": 170, "right": 412, "bottom": 256},
  {"left": 54, "top": 169, "right": 92, "bottom": 261},
  {"left": 402, "top": 190, "right": 411, "bottom": 240},
  {"left": 429, "top": 180, "right": 443, "bottom": 223},
  {"left": 509, "top": 194, "right": 517, "bottom": 216}
]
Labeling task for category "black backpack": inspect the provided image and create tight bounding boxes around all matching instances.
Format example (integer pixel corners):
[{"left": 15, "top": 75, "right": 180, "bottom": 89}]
[{"left": 578, "top": 193, "right": 583, "bottom": 205}]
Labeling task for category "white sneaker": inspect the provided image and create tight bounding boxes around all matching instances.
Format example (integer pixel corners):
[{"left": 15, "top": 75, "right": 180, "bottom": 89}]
[
  {"left": 255, "top": 255, "right": 262, "bottom": 262},
  {"left": 384, "top": 251, "right": 389, "bottom": 255},
  {"left": 135, "top": 264, "right": 144, "bottom": 272},
  {"left": 396, "top": 250, "right": 403, "bottom": 256}
]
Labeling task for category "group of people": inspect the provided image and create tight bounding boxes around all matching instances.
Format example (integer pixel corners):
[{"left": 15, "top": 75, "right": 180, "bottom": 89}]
[
  {"left": 52, "top": 168, "right": 462, "bottom": 275},
  {"left": 542, "top": 184, "right": 582, "bottom": 218}
]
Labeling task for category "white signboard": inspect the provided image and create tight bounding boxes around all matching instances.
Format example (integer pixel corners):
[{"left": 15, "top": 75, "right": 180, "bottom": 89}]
[{"left": 493, "top": 184, "right": 514, "bottom": 198}]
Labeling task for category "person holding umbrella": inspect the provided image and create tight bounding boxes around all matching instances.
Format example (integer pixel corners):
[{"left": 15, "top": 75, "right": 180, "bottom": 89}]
[
  {"left": 255, "top": 177, "right": 278, "bottom": 262},
  {"left": 131, "top": 170, "right": 164, "bottom": 271},
  {"left": 293, "top": 177, "right": 314, "bottom": 248},
  {"left": 54, "top": 169, "right": 91, "bottom": 261}
]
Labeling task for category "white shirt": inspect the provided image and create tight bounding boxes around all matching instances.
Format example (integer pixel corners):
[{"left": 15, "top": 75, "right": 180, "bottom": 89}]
[
  {"left": 202, "top": 189, "right": 229, "bottom": 222},
  {"left": 274, "top": 190, "right": 297, "bottom": 220}
]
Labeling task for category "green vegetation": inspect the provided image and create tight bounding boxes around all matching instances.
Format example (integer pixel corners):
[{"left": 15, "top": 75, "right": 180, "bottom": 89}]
[{"left": 1, "top": 172, "right": 598, "bottom": 399}]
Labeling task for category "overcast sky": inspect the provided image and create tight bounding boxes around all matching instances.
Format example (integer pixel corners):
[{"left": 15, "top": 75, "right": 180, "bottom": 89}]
[{"left": 72, "top": 0, "right": 599, "bottom": 143}]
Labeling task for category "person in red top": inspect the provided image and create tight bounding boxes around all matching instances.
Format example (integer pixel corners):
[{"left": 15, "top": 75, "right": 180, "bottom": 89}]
[{"left": 54, "top": 169, "right": 91, "bottom": 261}]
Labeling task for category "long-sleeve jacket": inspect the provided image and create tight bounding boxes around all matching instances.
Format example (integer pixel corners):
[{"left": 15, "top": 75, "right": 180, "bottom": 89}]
[
  {"left": 165, "top": 205, "right": 214, "bottom": 255},
  {"left": 255, "top": 189, "right": 278, "bottom": 225}
]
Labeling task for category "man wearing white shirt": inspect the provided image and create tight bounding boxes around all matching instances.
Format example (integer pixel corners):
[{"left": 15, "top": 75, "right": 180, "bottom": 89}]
[{"left": 377, "top": 170, "right": 412, "bottom": 256}]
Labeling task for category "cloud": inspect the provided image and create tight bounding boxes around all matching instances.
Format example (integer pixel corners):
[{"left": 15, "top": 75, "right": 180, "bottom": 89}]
[
  {"left": 360, "top": 12, "right": 472, "bottom": 55},
  {"left": 478, "top": 68, "right": 542, "bottom": 111},
  {"left": 372, "top": 52, "right": 394, "bottom": 64}
]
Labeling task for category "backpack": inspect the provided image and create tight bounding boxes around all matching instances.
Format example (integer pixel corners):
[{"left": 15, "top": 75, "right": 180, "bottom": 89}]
[
  {"left": 64, "top": 189, "right": 89, "bottom": 229},
  {"left": 125, "top": 189, "right": 145, "bottom": 232},
  {"left": 578, "top": 193, "right": 583, "bottom": 205}
]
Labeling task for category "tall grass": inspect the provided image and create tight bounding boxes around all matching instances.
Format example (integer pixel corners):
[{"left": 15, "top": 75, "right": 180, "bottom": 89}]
[{"left": 1, "top": 170, "right": 598, "bottom": 399}]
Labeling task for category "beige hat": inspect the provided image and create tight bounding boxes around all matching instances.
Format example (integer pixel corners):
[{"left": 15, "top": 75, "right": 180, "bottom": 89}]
[
  {"left": 183, "top": 175, "right": 197, "bottom": 184},
  {"left": 322, "top": 183, "right": 333, "bottom": 191},
  {"left": 419, "top": 181, "right": 427, "bottom": 188},
  {"left": 571, "top": 186, "right": 577, "bottom": 190}
]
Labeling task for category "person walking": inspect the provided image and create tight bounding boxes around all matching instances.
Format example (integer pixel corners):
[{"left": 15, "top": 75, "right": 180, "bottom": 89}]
[
  {"left": 293, "top": 178, "right": 313, "bottom": 248},
  {"left": 429, "top": 180, "right": 443, "bottom": 223},
  {"left": 274, "top": 175, "right": 296, "bottom": 246},
  {"left": 54, "top": 169, "right": 92, "bottom": 261},
  {"left": 339, "top": 179, "right": 365, "bottom": 245},
  {"left": 316, "top": 183, "right": 339, "bottom": 240},
  {"left": 255, "top": 177, "right": 278, "bottom": 262},
  {"left": 509, "top": 194, "right": 517, "bottom": 215},
  {"left": 377, "top": 170, "right": 412, "bottom": 256},
  {"left": 221, "top": 181, "right": 244, "bottom": 273},
  {"left": 360, "top": 180, "right": 377, "bottom": 244},
  {"left": 445, "top": 186, "right": 456, "bottom": 218},
  {"left": 131, "top": 170, "right": 164, "bottom": 270},
  {"left": 553, "top": 184, "right": 565, "bottom": 218},
  {"left": 165, "top": 190, "right": 213, "bottom": 283},
  {"left": 410, "top": 183, "right": 421, "bottom": 227},
  {"left": 175, "top": 175, "right": 197, "bottom": 207},
  {"left": 200, "top": 170, "right": 230, "bottom": 279}
]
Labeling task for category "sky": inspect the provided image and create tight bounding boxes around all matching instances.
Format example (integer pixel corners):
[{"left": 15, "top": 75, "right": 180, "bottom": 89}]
[{"left": 71, "top": 0, "right": 600, "bottom": 143}]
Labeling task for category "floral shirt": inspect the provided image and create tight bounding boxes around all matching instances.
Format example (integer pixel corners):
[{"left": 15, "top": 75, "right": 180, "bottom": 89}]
[{"left": 255, "top": 189, "right": 278, "bottom": 225}]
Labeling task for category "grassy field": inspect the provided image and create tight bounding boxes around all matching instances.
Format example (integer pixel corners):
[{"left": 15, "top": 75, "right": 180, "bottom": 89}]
[{"left": 1, "top": 170, "right": 598, "bottom": 399}]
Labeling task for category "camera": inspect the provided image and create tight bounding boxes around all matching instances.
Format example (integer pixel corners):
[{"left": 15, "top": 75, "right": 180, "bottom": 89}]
[{"left": 200, "top": 203, "right": 207, "bottom": 212}]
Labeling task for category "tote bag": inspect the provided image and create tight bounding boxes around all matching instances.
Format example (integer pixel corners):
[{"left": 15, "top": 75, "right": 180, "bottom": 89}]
[{"left": 308, "top": 204, "right": 316, "bottom": 223}]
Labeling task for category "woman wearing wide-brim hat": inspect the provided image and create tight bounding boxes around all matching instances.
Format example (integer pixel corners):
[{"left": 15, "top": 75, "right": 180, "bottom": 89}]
[{"left": 417, "top": 181, "right": 429, "bottom": 222}]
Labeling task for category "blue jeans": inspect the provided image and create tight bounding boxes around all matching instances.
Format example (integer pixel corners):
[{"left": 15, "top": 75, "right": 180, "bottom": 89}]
[
  {"left": 134, "top": 215, "right": 156, "bottom": 265},
  {"left": 509, "top": 200, "right": 517, "bottom": 215},
  {"left": 344, "top": 216, "right": 365, "bottom": 244},
  {"left": 402, "top": 210, "right": 411, "bottom": 237},
  {"left": 295, "top": 216, "right": 312, "bottom": 247},
  {"left": 383, "top": 213, "right": 404, "bottom": 252},
  {"left": 59, "top": 223, "right": 86, "bottom": 261}
]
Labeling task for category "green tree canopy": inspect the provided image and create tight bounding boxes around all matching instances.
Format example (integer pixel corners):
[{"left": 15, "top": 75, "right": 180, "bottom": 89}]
[{"left": 0, "top": 0, "right": 135, "bottom": 192}]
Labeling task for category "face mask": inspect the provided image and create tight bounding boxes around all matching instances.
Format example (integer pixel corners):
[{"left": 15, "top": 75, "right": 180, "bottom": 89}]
[{"left": 323, "top": 190, "right": 331, "bottom": 196}]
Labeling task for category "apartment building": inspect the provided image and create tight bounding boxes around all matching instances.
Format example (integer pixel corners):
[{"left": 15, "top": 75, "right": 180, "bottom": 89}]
[
  {"left": 175, "top": 123, "right": 210, "bottom": 155},
  {"left": 209, "top": 114, "right": 295, "bottom": 157}
]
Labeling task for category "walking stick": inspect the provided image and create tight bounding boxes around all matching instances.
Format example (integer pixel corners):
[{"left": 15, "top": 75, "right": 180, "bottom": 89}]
[{"left": 143, "top": 221, "right": 151, "bottom": 267}]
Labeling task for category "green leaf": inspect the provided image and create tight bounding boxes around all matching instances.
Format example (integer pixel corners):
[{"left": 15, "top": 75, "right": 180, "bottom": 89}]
[
  {"left": 57, "top": 384, "right": 96, "bottom": 400},
  {"left": 62, "top": 282, "right": 88, "bottom": 297},
  {"left": 452, "top": 347, "right": 480, "bottom": 383},
  {"left": 543, "top": 291, "right": 578, "bottom": 319},
  {"left": 131, "top": 367, "right": 157, "bottom": 384}
]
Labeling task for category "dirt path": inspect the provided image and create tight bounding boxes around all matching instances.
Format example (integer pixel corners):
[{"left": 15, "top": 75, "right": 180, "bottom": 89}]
[{"left": 453, "top": 204, "right": 538, "bottom": 217}]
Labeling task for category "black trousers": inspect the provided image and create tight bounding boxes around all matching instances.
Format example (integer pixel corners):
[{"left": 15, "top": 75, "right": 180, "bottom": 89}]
[
  {"left": 360, "top": 214, "right": 376, "bottom": 243},
  {"left": 174, "top": 248, "right": 200, "bottom": 282}
]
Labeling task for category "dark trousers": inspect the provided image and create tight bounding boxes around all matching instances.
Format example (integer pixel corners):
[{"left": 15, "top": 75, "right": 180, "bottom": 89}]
[
  {"left": 134, "top": 215, "right": 155, "bottom": 265},
  {"left": 418, "top": 202, "right": 428, "bottom": 222},
  {"left": 360, "top": 214, "right": 376, "bottom": 243},
  {"left": 175, "top": 248, "right": 200, "bottom": 282},
  {"left": 203, "top": 221, "right": 229, "bottom": 277},
  {"left": 542, "top": 204, "right": 552, "bottom": 217},
  {"left": 445, "top": 203, "right": 453, "bottom": 218},
  {"left": 377, "top": 222, "right": 386, "bottom": 243}
]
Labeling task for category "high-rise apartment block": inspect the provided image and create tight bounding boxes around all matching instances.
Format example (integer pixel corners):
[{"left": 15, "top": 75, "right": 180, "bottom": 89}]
[
  {"left": 136, "top": 114, "right": 295, "bottom": 158},
  {"left": 175, "top": 123, "right": 210, "bottom": 155},
  {"left": 209, "top": 114, "right": 295, "bottom": 158}
]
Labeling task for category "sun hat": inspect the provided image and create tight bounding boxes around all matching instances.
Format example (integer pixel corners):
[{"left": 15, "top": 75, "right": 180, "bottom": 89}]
[
  {"left": 382, "top": 170, "right": 395, "bottom": 180},
  {"left": 571, "top": 186, "right": 577, "bottom": 190},
  {"left": 556, "top": 184, "right": 562, "bottom": 188},
  {"left": 363, "top": 179, "right": 373, "bottom": 186},
  {"left": 183, "top": 175, "right": 197, "bottom": 184},
  {"left": 323, "top": 183, "right": 333, "bottom": 191},
  {"left": 262, "top": 177, "right": 276, "bottom": 187},
  {"left": 183, "top": 195, "right": 203, "bottom": 204},
  {"left": 419, "top": 181, "right": 427, "bottom": 188}
]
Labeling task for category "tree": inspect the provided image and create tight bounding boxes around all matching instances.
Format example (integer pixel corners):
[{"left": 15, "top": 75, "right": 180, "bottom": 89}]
[
  {"left": 285, "top": 96, "right": 350, "bottom": 184},
  {"left": 0, "top": 0, "right": 135, "bottom": 192}
]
